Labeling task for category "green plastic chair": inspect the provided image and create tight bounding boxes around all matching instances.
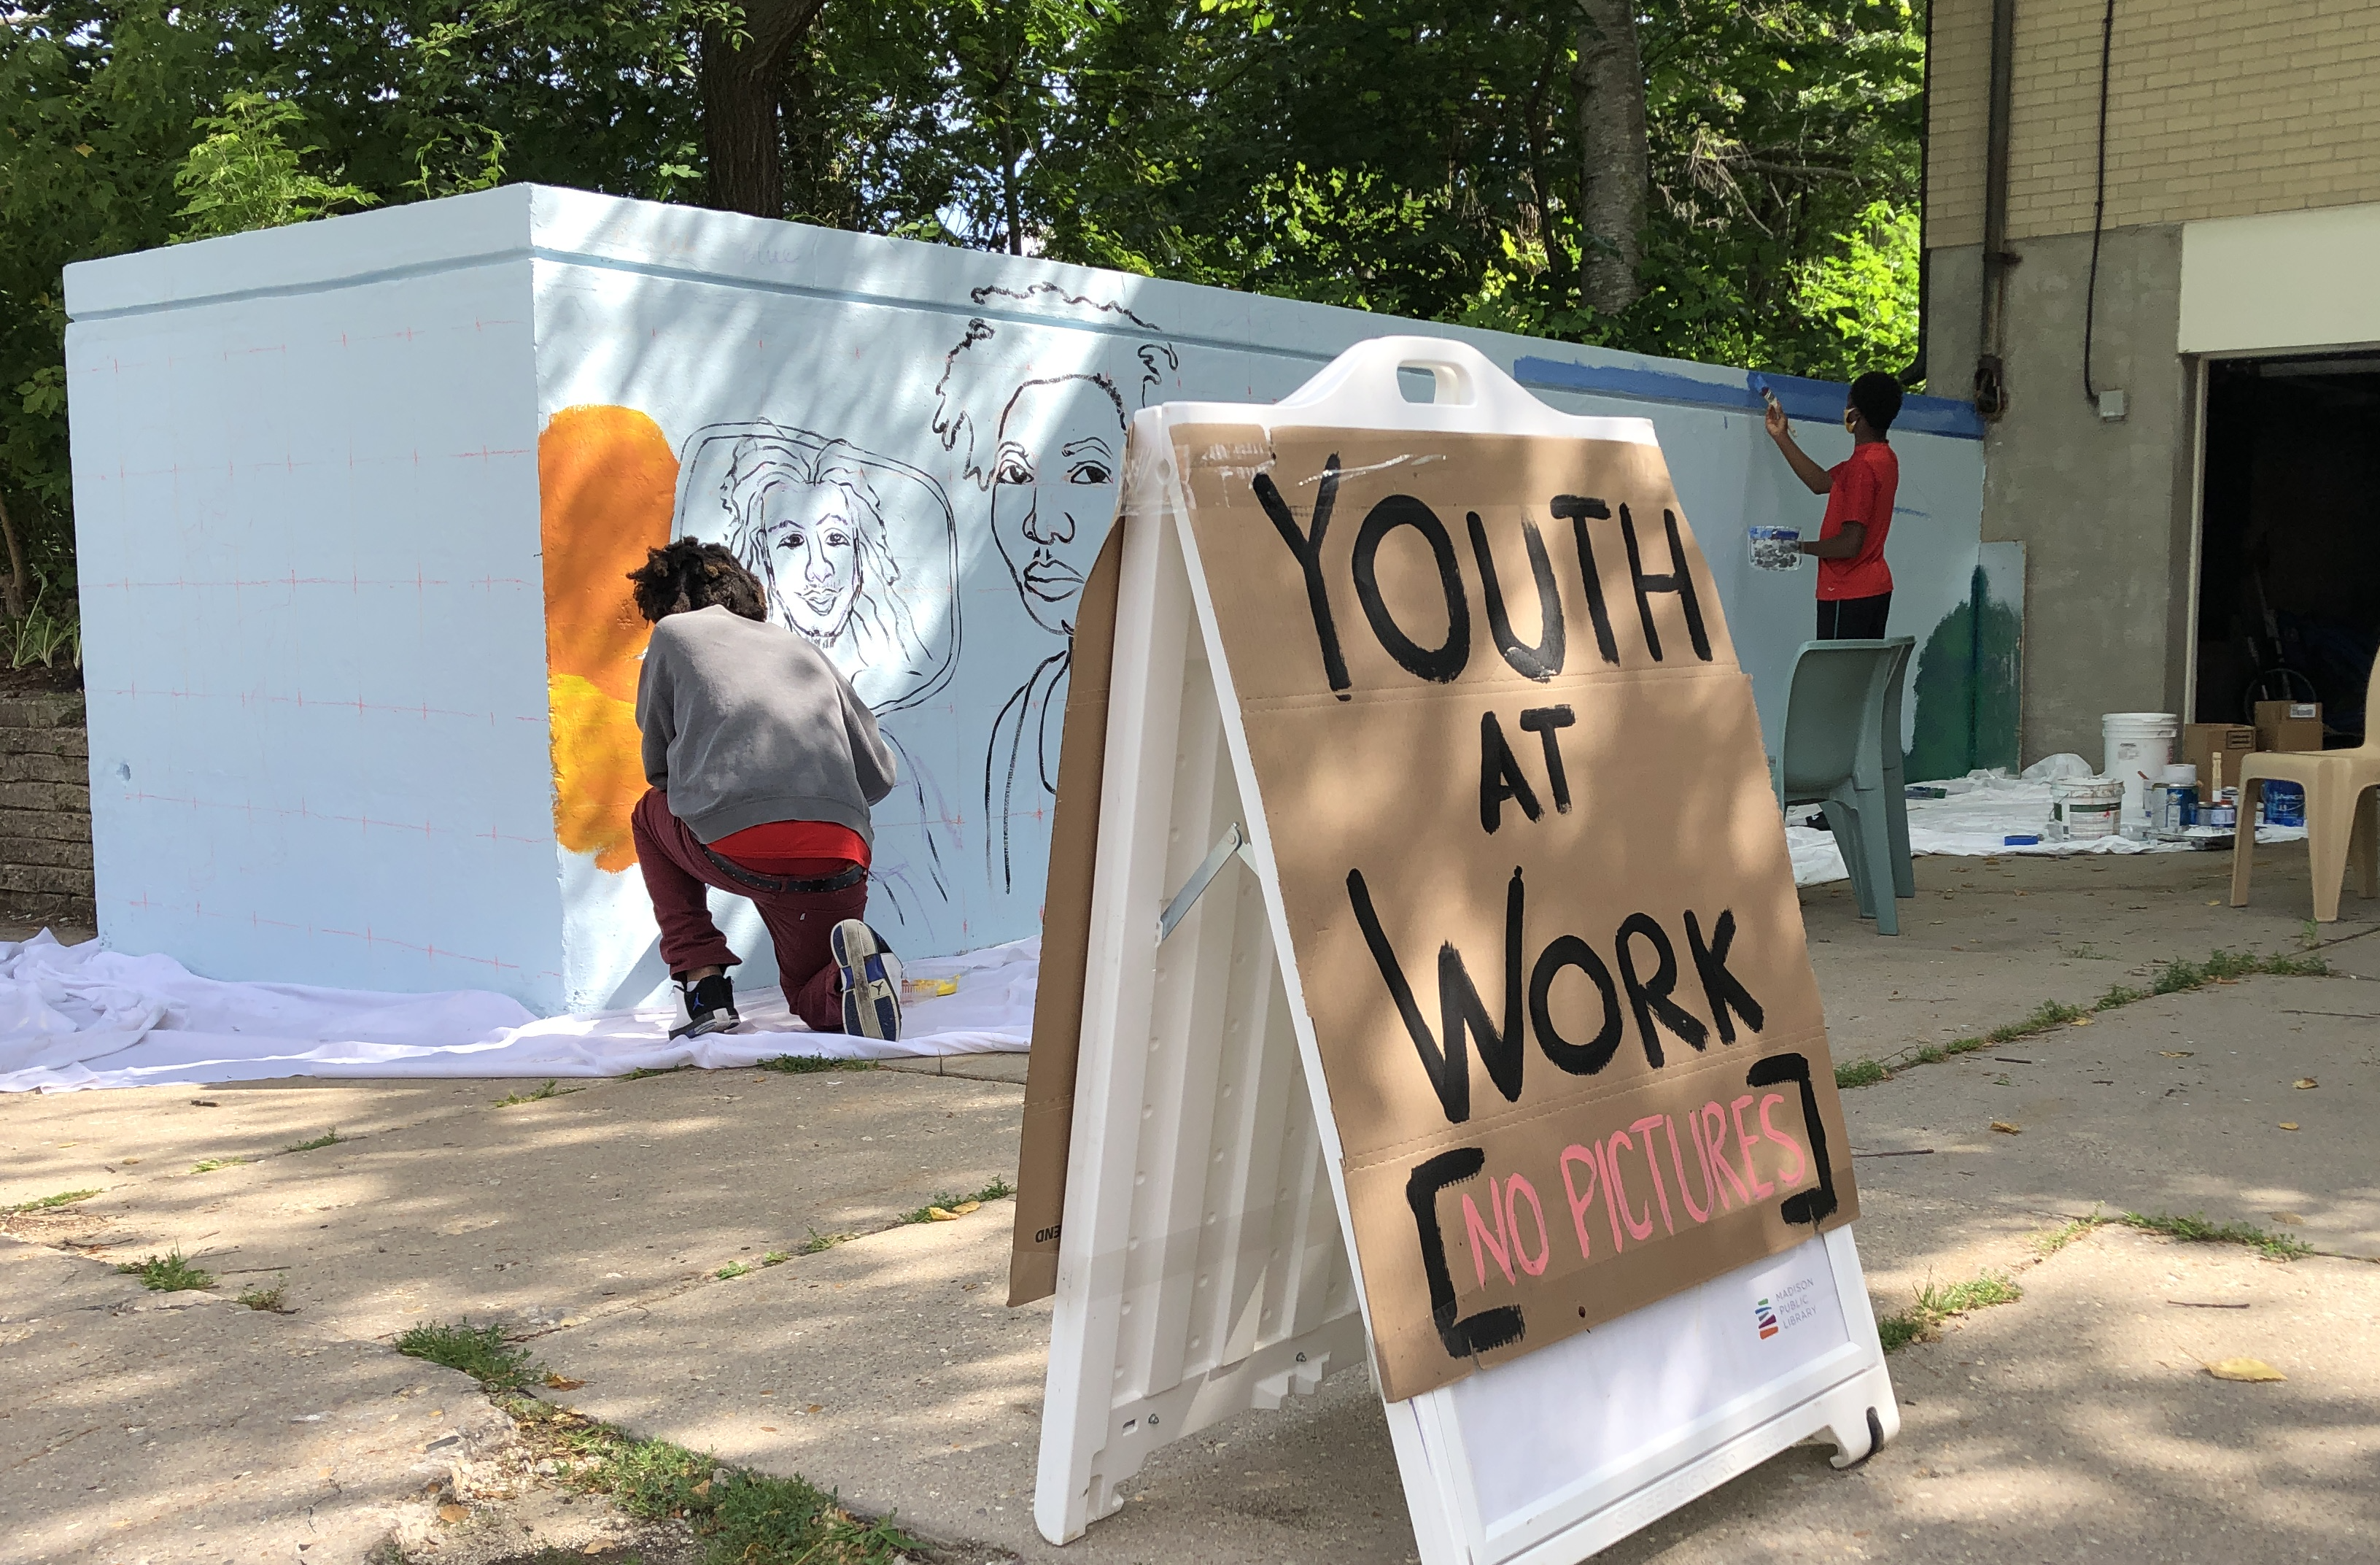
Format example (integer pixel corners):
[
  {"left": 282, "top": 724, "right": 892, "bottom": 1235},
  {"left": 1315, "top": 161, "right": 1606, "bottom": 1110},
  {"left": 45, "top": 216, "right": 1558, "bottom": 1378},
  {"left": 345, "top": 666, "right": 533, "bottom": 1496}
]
[{"left": 1772, "top": 637, "right": 1918, "bottom": 934}]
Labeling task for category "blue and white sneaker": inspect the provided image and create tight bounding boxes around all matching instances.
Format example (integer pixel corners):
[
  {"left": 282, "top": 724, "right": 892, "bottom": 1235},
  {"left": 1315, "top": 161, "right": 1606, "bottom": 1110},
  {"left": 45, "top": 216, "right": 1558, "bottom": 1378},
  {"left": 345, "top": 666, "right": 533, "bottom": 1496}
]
[{"left": 831, "top": 919, "right": 902, "bottom": 1040}]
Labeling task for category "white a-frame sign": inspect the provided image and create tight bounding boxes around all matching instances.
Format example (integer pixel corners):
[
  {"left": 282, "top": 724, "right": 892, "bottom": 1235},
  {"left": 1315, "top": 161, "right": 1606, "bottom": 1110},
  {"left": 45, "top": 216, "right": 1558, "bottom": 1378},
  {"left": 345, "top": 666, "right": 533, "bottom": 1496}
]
[{"left": 1013, "top": 337, "right": 1896, "bottom": 1563}]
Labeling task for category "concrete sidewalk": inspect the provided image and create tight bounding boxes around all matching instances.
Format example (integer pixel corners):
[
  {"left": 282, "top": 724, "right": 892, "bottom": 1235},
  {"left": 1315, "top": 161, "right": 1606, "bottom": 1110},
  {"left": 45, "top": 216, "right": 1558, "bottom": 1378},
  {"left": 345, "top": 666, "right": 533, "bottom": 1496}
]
[{"left": 4, "top": 845, "right": 2378, "bottom": 1563}]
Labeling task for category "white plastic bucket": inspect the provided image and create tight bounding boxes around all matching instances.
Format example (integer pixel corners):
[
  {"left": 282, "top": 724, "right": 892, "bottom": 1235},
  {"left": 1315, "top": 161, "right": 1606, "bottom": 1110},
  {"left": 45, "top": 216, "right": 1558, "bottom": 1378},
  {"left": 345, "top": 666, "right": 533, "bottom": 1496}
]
[
  {"left": 2051, "top": 776, "right": 2124, "bottom": 839},
  {"left": 2102, "top": 711, "right": 2179, "bottom": 828}
]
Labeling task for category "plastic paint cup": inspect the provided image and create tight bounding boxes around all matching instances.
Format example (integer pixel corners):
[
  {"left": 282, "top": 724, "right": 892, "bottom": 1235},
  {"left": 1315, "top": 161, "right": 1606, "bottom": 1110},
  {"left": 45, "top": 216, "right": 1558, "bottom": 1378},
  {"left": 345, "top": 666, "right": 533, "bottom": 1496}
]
[{"left": 1748, "top": 527, "right": 1802, "bottom": 572}]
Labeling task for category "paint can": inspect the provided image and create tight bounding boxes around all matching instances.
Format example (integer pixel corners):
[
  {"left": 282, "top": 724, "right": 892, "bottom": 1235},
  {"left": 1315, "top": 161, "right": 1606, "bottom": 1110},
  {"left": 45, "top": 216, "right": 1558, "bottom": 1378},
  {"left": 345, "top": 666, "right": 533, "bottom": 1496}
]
[
  {"left": 2151, "top": 764, "right": 2198, "bottom": 835},
  {"left": 2263, "top": 780, "right": 2306, "bottom": 828},
  {"left": 2201, "top": 788, "right": 2240, "bottom": 832},
  {"left": 2101, "top": 712, "right": 2179, "bottom": 830},
  {"left": 2050, "top": 776, "right": 2124, "bottom": 840}
]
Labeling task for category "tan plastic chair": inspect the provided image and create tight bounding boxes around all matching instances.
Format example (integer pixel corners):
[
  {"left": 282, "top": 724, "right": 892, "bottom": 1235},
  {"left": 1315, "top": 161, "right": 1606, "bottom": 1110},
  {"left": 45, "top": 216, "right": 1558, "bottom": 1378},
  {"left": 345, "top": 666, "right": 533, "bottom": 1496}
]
[{"left": 2230, "top": 649, "right": 2380, "bottom": 923}]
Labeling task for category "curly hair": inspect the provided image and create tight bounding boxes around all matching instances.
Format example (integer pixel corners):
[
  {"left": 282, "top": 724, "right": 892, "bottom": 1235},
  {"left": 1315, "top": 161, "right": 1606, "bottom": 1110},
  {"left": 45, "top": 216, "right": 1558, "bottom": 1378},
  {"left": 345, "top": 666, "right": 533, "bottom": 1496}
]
[{"left": 627, "top": 538, "right": 767, "bottom": 624}]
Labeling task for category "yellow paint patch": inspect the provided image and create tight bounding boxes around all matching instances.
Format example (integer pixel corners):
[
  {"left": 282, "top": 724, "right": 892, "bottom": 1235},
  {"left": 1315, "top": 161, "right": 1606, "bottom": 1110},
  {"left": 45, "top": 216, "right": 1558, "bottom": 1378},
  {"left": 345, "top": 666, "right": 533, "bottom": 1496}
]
[{"left": 540, "top": 405, "right": 675, "bottom": 868}]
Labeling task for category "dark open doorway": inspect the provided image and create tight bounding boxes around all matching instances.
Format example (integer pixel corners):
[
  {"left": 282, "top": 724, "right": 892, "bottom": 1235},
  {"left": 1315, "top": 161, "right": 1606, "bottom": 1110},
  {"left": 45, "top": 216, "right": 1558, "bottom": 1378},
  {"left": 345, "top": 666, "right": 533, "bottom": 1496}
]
[{"left": 2195, "top": 352, "right": 2380, "bottom": 743}]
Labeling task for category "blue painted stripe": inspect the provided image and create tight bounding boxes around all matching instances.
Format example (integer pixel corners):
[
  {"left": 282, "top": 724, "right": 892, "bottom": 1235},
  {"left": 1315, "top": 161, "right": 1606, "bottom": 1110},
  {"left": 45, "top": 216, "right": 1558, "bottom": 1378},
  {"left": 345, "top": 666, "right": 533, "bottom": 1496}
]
[{"left": 1512, "top": 355, "right": 1984, "bottom": 440}]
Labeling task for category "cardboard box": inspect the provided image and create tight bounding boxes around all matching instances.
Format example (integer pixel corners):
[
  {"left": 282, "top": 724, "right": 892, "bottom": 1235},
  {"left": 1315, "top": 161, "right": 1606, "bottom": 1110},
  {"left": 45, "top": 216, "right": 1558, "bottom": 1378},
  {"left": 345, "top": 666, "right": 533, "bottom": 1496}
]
[
  {"left": 2255, "top": 700, "right": 2324, "bottom": 754},
  {"left": 2183, "top": 723, "right": 2256, "bottom": 791}
]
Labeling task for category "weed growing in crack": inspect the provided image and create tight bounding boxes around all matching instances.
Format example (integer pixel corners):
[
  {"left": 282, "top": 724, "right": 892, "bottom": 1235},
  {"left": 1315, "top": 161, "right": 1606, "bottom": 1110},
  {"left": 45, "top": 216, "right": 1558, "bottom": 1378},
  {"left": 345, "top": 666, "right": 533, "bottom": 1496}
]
[
  {"left": 501, "top": 1396, "right": 919, "bottom": 1564},
  {"left": 1836, "top": 948, "right": 2330, "bottom": 1089},
  {"left": 2121, "top": 1211, "right": 2311, "bottom": 1261},
  {"left": 1875, "top": 1271, "right": 2023, "bottom": 1351},
  {"left": 238, "top": 1281, "right": 292, "bottom": 1312},
  {"left": 190, "top": 1156, "right": 249, "bottom": 1173},
  {"left": 395, "top": 1319, "right": 545, "bottom": 1392},
  {"left": 284, "top": 1129, "right": 343, "bottom": 1153},
  {"left": 797, "top": 1229, "right": 856, "bottom": 1255},
  {"left": 2034, "top": 1211, "right": 2109, "bottom": 1255},
  {"left": 756, "top": 1055, "right": 880, "bottom": 1075},
  {"left": 494, "top": 1080, "right": 584, "bottom": 1106},
  {"left": 901, "top": 1176, "right": 1015, "bottom": 1225},
  {"left": 5, "top": 1188, "right": 99, "bottom": 1214},
  {"left": 117, "top": 1248, "right": 214, "bottom": 1291},
  {"left": 715, "top": 1261, "right": 753, "bottom": 1280},
  {"left": 1834, "top": 1059, "right": 1889, "bottom": 1089}
]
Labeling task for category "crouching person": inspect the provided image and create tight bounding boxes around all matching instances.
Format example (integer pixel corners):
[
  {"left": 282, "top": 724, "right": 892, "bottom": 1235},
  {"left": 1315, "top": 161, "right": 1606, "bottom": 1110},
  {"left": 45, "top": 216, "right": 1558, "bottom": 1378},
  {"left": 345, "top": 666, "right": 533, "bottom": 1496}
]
[{"left": 627, "top": 539, "right": 904, "bottom": 1042}]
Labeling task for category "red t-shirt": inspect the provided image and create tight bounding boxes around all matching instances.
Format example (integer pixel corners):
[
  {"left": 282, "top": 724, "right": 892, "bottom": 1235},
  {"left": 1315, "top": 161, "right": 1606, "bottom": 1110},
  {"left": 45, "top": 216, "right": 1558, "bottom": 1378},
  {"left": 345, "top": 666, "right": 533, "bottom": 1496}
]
[
  {"left": 711, "top": 819, "right": 869, "bottom": 877},
  {"left": 1816, "top": 441, "right": 1899, "bottom": 601}
]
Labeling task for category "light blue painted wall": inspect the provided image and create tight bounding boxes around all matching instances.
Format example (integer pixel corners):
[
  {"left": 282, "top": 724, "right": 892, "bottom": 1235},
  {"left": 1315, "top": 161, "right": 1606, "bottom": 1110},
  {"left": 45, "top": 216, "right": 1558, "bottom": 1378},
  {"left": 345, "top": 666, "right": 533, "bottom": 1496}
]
[{"left": 66, "top": 185, "right": 1985, "bottom": 1013}]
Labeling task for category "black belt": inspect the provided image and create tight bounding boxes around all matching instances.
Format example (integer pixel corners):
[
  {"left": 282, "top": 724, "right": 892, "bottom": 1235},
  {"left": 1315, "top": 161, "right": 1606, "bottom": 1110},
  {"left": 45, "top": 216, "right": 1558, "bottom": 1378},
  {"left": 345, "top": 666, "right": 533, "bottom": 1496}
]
[{"left": 698, "top": 848, "right": 869, "bottom": 895}]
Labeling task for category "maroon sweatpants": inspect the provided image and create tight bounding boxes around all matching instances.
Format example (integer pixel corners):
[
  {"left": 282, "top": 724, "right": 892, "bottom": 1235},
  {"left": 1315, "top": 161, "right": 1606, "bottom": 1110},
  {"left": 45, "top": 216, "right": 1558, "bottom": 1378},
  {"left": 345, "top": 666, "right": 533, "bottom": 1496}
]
[{"left": 630, "top": 789, "right": 868, "bottom": 1033}]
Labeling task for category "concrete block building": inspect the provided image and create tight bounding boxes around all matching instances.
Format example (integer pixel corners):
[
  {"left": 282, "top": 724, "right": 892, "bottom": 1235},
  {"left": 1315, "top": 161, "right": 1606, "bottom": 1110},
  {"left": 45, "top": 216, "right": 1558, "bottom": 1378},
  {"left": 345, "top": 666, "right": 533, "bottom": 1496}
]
[{"left": 1924, "top": 0, "right": 2380, "bottom": 758}]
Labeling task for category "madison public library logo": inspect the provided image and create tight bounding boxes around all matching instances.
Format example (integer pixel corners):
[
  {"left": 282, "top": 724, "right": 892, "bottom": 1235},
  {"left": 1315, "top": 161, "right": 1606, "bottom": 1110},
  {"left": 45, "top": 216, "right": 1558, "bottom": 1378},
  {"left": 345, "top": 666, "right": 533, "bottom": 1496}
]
[{"left": 1753, "top": 1297, "right": 1780, "bottom": 1340}]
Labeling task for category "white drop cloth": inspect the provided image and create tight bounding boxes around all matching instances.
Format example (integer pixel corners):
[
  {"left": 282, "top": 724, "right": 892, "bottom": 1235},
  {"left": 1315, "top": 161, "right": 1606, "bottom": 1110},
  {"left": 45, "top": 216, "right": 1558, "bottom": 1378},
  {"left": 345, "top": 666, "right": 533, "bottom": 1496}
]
[
  {"left": 1786, "top": 770, "right": 2306, "bottom": 886},
  {"left": 0, "top": 934, "right": 1035, "bottom": 1094},
  {"left": 3, "top": 765, "right": 2312, "bottom": 1091}
]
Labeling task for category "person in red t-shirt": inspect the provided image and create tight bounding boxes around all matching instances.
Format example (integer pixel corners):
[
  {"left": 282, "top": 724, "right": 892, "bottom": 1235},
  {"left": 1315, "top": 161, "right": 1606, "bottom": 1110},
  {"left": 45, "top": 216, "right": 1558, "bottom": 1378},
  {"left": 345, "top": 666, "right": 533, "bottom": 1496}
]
[{"left": 1764, "top": 371, "right": 1903, "bottom": 639}]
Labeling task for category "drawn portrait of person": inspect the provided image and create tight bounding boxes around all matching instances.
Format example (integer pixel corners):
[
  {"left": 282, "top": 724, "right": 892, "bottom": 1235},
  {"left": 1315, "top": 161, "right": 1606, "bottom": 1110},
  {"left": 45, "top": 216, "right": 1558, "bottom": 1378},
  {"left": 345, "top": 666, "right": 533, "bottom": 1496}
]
[
  {"left": 675, "top": 422, "right": 958, "bottom": 714},
  {"left": 671, "top": 421, "right": 963, "bottom": 934},
  {"left": 931, "top": 285, "right": 1179, "bottom": 892}
]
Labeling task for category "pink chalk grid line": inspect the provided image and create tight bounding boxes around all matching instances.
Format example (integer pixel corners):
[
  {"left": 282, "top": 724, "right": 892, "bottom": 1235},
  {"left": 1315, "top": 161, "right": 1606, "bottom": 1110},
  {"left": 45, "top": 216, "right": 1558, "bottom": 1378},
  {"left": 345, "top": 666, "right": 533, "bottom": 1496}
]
[
  {"left": 112, "top": 891, "right": 556, "bottom": 980},
  {"left": 115, "top": 789, "right": 549, "bottom": 847},
  {"left": 101, "top": 684, "right": 544, "bottom": 727},
  {"left": 71, "top": 319, "right": 532, "bottom": 381},
  {"left": 89, "top": 447, "right": 532, "bottom": 484},
  {"left": 94, "top": 571, "right": 530, "bottom": 592}
]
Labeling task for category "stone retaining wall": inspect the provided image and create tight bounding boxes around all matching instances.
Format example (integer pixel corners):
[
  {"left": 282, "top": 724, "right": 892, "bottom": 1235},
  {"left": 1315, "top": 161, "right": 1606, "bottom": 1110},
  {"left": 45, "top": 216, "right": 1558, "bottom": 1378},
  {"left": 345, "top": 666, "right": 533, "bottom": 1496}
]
[{"left": 0, "top": 692, "right": 94, "bottom": 921}]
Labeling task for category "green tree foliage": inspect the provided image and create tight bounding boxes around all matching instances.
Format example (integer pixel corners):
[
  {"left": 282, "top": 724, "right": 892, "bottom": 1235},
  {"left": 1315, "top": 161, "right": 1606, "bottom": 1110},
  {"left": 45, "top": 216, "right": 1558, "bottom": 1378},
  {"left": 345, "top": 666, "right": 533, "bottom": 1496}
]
[
  {"left": 171, "top": 91, "right": 378, "bottom": 241},
  {"left": 1, "top": 0, "right": 1925, "bottom": 584}
]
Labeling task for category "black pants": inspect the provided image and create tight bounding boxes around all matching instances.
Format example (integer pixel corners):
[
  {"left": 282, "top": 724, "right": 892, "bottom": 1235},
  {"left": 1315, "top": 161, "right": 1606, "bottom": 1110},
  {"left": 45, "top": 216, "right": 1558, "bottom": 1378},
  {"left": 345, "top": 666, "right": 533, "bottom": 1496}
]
[{"left": 1815, "top": 592, "right": 1892, "bottom": 640}]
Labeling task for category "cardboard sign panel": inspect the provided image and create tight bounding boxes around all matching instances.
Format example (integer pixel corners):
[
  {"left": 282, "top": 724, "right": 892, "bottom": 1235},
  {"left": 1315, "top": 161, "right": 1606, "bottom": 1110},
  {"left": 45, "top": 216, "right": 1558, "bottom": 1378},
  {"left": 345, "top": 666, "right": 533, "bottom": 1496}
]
[
  {"left": 1009, "top": 528, "right": 1125, "bottom": 1306},
  {"left": 1170, "top": 424, "right": 1858, "bottom": 1402}
]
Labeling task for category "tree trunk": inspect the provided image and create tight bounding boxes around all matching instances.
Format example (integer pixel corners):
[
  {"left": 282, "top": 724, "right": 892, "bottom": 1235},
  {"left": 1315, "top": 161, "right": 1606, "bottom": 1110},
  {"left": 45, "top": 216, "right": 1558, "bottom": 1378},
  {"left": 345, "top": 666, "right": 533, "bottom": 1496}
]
[
  {"left": 1573, "top": 0, "right": 1647, "bottom": 314},
  {"left": 0, "top": 489, "right": 26, "bottom": 622},
  {"left": 701, "top": 0, "right": 831, "bottom": 219}
]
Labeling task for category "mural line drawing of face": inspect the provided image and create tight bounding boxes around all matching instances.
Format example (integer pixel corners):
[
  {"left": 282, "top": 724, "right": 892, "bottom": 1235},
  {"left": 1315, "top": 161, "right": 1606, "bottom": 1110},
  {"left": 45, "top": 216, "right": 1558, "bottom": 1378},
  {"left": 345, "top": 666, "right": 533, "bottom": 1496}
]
[
  {"left": 990, "top": 375, "right": 1125, "bottom": 638},
  {"left": 751, "top": 479, "right": 864, "bottom": 642}
]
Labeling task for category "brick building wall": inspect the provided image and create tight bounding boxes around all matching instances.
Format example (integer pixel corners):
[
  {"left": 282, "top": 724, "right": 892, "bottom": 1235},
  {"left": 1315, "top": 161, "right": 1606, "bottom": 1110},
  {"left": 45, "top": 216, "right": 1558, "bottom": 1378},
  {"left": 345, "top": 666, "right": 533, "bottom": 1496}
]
[
  {"left": 0, "top": 694, "right": 95, "bottom": 922},
  {"left": 1929, "top": 0, "right": 2380, "bottom": 247}
]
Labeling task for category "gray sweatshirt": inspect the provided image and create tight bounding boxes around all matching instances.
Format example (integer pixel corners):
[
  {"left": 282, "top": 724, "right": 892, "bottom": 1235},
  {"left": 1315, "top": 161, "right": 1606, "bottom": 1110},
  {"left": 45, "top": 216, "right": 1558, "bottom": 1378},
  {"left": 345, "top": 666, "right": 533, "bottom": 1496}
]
[{"left": 635, "top": 606, "right": 898, "bottom": 846}]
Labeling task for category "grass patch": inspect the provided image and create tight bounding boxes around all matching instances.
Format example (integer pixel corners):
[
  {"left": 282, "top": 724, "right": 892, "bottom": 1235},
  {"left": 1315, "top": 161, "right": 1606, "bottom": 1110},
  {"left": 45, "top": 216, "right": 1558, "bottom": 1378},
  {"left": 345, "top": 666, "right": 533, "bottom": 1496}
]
[
  {"left": 900, "top": 1175, "right": 1015, "bottom": 1225},
  {"left": 5, "top": 1187, "right": 100, "bottom": 1214},
  {"left": 756, "top": 1055, "right": 880, "bottom": 1075},
  {"left": 1876, "top": 1270, "right": 2023, "bottom": 1352},
  {"left": 797, "top": 1228, "right": 856, "bottom": 1255},
  {"left": 760, "top": 1250, "right": 793, "bottom": 1267},
  {"left": 714, "top": 1261, "right": 753, "bottom": 1280},
  {"left": 2120, "top": 1211, "right": 2312, "bottom": 1261},
  {"left": 116, "top": 1248, "right": 214, "bottom": 1291},
  {"left": 622, "top": 1064, "right": 690, "bottom": 1081},
  {"left": 189, "top": 1156, "right": 249, "bottom": 1173},
  {"left": 1834, "top": 1059, "right": 1889, "bottom": 1089},
  {"left": 238, "top": 1281, "right": 291, "bottom": 1312},
  {"left": 493, "top": 1079, "right": 584, "bottom": 1106},
  {"left": 505, "top": 1398, "right": 918, "bottom": 1565},
  {"left": 395, "top": 1319, "right": 545, "bottom": 1392},
  {"left": 284, "top": 1129, "right": 342, "bottom": 1153}
]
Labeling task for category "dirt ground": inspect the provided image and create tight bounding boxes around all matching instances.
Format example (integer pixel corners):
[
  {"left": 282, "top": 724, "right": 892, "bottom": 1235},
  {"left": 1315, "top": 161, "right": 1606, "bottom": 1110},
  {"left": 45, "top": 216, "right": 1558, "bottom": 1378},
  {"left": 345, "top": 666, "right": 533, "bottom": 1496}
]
[{"left": 4, "top": 843, "right": 2377, "bottom": 1564}]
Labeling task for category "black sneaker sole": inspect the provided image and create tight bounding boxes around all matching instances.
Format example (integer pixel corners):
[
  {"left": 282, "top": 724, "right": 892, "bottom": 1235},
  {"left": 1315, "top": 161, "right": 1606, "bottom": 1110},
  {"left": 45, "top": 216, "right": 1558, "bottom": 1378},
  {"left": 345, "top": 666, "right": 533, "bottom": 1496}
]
[{"left": 832, "top": 920, "right": 902, "bottom": 1041}]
